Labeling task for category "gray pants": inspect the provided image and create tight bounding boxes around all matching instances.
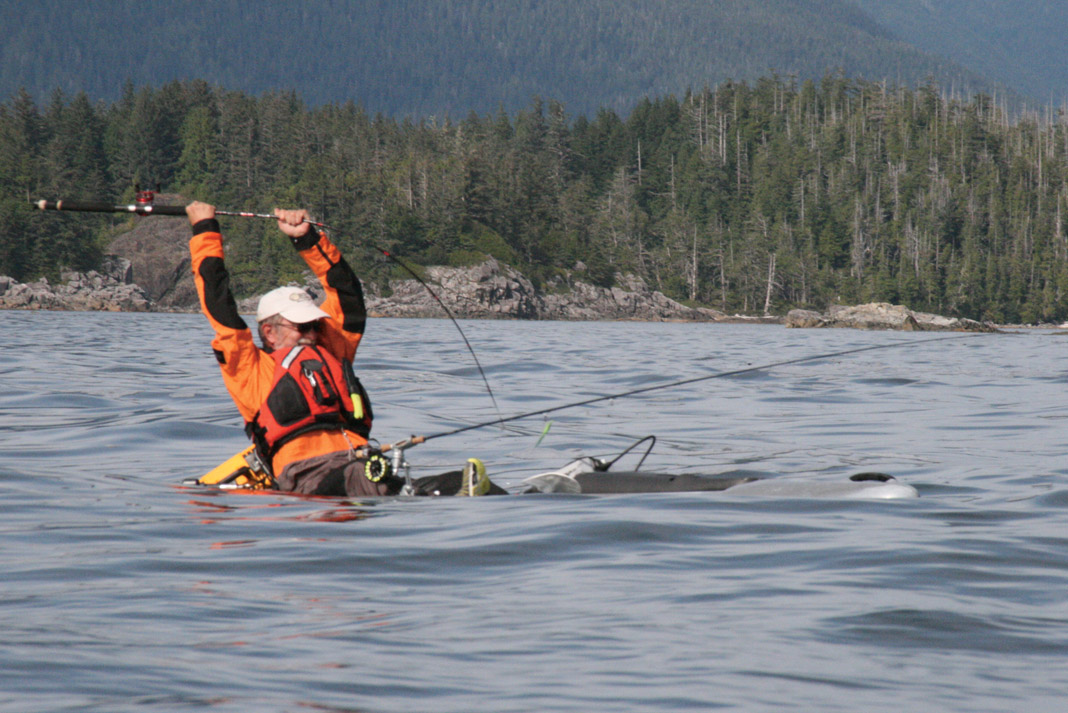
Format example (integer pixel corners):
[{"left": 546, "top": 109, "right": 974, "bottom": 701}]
[{"left": 277, "top": 450, "right": 395, "bottom": 497}]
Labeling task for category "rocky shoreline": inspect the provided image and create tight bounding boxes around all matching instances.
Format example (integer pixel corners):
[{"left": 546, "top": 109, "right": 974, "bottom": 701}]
[
  {"left": 0, "top": 255, "right": 1012, "bottom": 331},
  {"left": 0, "top": 255, "right": 728, "bottom": 321},
  {"left": 0, "top": 257, "right": 151, "bottom": 312},
  {"left": 1, "top": 202, "right": 1013, "bottom": 328},
  {"left": 785, "top": 304, "right": 999, "bottom": 332},
  {"left": 360, "top": 258, "right": 729, "bottom": 322}
]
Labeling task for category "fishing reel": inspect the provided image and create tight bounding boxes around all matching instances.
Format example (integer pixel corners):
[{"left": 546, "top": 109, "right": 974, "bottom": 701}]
[
  {"left": 363, "top": 450, "right": 393, "bottom": 483},
  {"left": 133, "top": 182, "right": 164, "bottom": 206}
]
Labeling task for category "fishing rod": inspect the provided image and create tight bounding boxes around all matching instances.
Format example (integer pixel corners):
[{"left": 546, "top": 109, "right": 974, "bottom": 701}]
[
  {"left": 34, "top": 198, "right": 271, "bottom": 220},
  {"left": 34, "top": 192, "right": 502, "bottom": 419},
  {"left": 413, "top": 331, "right": 992, "bottom": 445}
]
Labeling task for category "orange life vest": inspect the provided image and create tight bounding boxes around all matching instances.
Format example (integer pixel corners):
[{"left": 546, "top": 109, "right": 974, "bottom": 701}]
[{"left": 245, "top": 344, "right": 372, "bottom": 468}]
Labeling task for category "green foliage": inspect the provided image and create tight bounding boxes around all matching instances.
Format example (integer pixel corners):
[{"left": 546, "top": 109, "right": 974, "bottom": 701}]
[
  {"left": 456, "top": 223, "right": 518, "bottom": 265},
  {"left": 446, "top": 250, "right": 491, "bottom": 268},
  {"left": 5, "top": 75, "right": 1068, "bottom": 322}
]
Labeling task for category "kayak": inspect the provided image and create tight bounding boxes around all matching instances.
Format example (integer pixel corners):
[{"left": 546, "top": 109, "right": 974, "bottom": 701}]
[{"left": 184, "top": 440, "right": 919, "bottom": 500}]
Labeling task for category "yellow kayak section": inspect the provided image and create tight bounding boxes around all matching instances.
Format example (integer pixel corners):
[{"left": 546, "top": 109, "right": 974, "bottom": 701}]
[{"left": 192, "top": 445, "right": 275, "bottom": 490}]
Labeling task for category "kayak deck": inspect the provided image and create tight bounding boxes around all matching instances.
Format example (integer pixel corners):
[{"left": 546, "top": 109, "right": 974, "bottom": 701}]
[{"left": 186, "top": 444, "right": 918, "bottom": 500}]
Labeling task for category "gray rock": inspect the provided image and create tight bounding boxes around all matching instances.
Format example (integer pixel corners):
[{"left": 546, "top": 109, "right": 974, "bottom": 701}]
[
  {"left": 365, "top": 258, "right": 724, "bottom": 321},
  {"left": 0, "top": 270, "right": 150, "bottom": 312},
  {"left": 783, "top": 309, "right": 826, "bottom": 328},
  {"left": 101, "top": 255, "right": 134, "bottom": 284},
  {"left": 826, "top": 303, "right": 921, "bottom": 330},
  {"left": 105, "top": 195, "right": 195, "bottom": 309},
  {"left": 786, "top": 303, "right": 996, "bottom": 332}
]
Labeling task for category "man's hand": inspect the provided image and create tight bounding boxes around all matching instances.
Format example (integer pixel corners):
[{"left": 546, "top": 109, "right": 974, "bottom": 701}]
[
  {"left": 274, "top": 208, "right": 312, "bottom": 238},
  {"left": 185, "top": 201, "right": 215, "bottom": 226}
]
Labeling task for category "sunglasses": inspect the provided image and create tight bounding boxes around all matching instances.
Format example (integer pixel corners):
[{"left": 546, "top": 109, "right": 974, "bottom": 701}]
[{"left": 281, "top": 320, "right": 321, "bottom": 334}]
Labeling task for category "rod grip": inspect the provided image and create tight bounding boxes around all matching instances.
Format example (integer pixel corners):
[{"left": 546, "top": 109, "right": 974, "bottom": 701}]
[{"left": 379, "top": 435, "right": 425, "bottom": 453}]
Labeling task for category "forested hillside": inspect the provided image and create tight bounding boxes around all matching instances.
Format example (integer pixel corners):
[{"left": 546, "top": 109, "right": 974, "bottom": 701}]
[
  {"left": 4, "top": 76, "right": 1068, "bottom": 323},
  {"left": 0, "top": 0, "right": 1009, "bottom": 117}
]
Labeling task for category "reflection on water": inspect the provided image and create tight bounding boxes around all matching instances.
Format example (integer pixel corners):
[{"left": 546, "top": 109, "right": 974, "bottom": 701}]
[
  {"left": 2, "top": 311, "right": 1068, "bottom": 712},
  {"left": 183, "top": 494, "right": 379, "bottom": 526}
]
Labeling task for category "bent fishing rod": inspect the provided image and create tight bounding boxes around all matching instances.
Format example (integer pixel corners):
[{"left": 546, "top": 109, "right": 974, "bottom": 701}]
[
  {"left": 34, "top": 194, "right": 502, "bottom": 419},
  {"left": 393, "top": 331, "right": 993, "bottom": 450}
]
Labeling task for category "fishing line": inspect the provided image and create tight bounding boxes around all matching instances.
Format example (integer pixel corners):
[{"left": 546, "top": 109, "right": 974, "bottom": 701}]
[
  {"left": 310, "top": 217, "right": 503, "bottom": 423},
  {"left": 372, "top": 396, "right": 538, "bottom": 438},
  {"left": 418, "top": 331, "right": 993, "bottom": 443},
  {"left": 34, "top": 195, "right": 503, "bottom": 422}
]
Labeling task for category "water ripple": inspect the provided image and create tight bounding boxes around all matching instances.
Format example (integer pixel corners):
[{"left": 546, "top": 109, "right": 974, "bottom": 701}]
[{"left": 3, "top": 315, "right": 1068, "bottom": 711}]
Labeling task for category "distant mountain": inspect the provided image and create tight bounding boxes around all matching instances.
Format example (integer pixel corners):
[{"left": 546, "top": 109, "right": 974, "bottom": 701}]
[
  {"left": 0, "top": 0, "right": 1042, "bottom": 117},
  {"left": 849, "top": 0, "right": 1068, "bottom": 105}
]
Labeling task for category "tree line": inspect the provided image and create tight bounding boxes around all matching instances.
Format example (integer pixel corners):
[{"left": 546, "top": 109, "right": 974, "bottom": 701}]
[{"left": 2, "top": 75, "right": 1068, "bottom": 323}]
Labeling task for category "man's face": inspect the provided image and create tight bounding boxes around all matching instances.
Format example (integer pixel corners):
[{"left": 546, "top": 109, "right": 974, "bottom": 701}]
[{"left": 265, "top": 317, "right": 321, "bottom": 352}]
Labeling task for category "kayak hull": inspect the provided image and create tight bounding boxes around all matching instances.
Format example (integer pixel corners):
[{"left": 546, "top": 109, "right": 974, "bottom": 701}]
[{"left": 521, "top": 470, "right": 919, "bottom": 499}]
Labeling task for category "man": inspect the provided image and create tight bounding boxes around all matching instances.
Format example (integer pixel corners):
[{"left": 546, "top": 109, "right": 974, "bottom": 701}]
[{"left": 186, "top": 201, "right": 388, "bottom": 497}]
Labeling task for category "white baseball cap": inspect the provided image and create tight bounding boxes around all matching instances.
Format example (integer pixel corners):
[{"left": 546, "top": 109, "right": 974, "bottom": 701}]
[{"left": 256, "top": 286, "right": 330, "bottom": 323}]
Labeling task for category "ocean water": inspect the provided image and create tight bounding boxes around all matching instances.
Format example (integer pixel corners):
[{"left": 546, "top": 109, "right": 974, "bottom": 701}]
[{"left": 2, "top": 310, "right": 1067, "bottom": 713}]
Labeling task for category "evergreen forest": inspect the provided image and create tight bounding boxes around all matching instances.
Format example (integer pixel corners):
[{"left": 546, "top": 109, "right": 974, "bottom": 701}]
[{"left": 3, "top": 76, "right": 1068, "bottom": 324}]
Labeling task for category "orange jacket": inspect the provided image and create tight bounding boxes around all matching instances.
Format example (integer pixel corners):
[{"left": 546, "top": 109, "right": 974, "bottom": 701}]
[{"left": 189, "top": 217, "right": 369, "bottom": 476}]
